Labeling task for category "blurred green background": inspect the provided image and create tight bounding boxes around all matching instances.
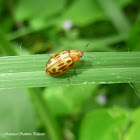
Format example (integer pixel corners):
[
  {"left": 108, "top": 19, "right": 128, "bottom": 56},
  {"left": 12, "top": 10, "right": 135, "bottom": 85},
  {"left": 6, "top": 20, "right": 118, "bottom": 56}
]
[{"left": 0, "top": 0, "right": 140, "bottom": 140}]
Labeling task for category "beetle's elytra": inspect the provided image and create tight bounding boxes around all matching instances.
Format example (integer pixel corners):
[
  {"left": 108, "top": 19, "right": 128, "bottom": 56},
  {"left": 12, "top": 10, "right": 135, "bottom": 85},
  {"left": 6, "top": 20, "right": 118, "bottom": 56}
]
[{"left": 45, "top": 44, "right": 90, "bottom": 81}]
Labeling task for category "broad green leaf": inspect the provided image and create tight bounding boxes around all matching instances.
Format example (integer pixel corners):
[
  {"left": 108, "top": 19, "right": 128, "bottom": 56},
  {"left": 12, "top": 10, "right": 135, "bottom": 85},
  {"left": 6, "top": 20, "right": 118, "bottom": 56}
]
[
  {"left": 15, "top": 0, "right": 65, "bottom": 30},
  {"left": 43, "top": 84, "right": 98, "bottom": 115},
  {"left": 27, "top": 88, "right": 62, "bottom": 140},
  {"left": 79, "top": 108, "right": 128, "bottom": 140},
  {"left": 0, "top": 52, "right": 140, "bottom": 88},
  {"left": 132, "top": 107, "right": 140, "bottom": 123},
  {"left": 0, "top": 89, "right": 37, "bottom": 140},
  {"left": 15, "top": 0, "right": 65, "bottom": 21},
  {"left": 125, "top": 107, "right": 140, "bottom": 140},
  {"left": 61, "top": 0, "right": 105, "bottom": 26},
  {"left": 60, "top": 0, "right": 131, "bottom": 26}
]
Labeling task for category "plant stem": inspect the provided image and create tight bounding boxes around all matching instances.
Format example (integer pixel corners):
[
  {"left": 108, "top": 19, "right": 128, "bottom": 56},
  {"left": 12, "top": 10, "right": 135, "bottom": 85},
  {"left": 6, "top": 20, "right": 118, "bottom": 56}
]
[{"left": 27, "top": 88, "right": 62, "bottom": 140}]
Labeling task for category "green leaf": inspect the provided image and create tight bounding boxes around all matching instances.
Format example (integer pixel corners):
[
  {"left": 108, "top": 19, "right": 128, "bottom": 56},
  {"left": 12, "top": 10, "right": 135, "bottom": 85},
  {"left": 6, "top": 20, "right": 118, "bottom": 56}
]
[
  {"left": 61, "top": 0, "right": 106, "bottom": 26},
  {"left": 58, "top": 34, "right": 127, "bottom": 52},
  {"left": 61, "top": 0, "right": 131, "bottom": 26},
  {"left": 125, "top": 107, "right": 140, "bottom": 140},
  {"left": 43, "top": 84, "right": 98, "bottom": 115},
  {"left": 98, "top": 0, "right": 131, "bottom": 34},
  {"left": 27, "top": 88, "right": 62, "bottom": 140},
  {"left": 127, "top": 12, "right": 140, "bottom": 51},
  {"left": 15, "top": 0, "right": 65, "bottom": 21},
  {"left": 9, "top": 0, "right": 131, "bottom": 39},
  {"left": 0, "top": 30, "right": 17, "bottom": 56},
  {"left": 0, "top": 52, "right": 140, "bottom": 88},
  {"left": 79, "top": 108, "right": 128, "bottom": 140},
  {"left": 14, "top": 0, "right": 65, "bottom": 30},
  {"left": 0, "top": 89, "right": 37, "bottom": 140},
  {"left": 132, "top": 107, "right": 140, "bottom": 123}
]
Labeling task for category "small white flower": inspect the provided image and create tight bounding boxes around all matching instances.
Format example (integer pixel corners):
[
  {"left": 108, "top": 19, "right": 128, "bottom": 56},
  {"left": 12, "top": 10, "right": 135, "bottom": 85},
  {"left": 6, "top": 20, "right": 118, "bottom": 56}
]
[
  {"left": 62, "top": 20, "right": 73, "bottom": 30},
  {"left": 96, "top": 94, "right": 107, "bottom": 106}
]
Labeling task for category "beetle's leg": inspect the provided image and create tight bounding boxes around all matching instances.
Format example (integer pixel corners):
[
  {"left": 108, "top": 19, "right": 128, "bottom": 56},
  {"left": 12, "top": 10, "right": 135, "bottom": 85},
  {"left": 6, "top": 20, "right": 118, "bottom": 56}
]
[
  {"left": 67, "top": 70, "right": 70, "bottom": 82},
  {"left": 79, "top": 60, "right": 84, "bottom": 63},
  {"left": 73, "top": 63, "right": 77, "bottom": 77}
]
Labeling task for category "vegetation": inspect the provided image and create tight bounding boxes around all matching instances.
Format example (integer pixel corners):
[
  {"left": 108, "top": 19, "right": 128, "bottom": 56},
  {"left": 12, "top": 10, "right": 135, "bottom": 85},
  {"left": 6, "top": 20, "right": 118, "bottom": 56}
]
[{"left": 0, "top": 0, "right": 140, "bottom": 140}]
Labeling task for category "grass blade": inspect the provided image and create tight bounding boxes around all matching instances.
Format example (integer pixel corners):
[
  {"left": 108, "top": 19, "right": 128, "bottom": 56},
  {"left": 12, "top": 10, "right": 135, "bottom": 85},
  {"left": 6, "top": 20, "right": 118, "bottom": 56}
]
[
  {"left": 0, "top": 52, "right": 140, "bottom": 88},
  {"left": 98, "top": 0, "right": 131, "bottom": 34},
  {"left": 0, "top": 30, "right": 17, "bottom": 56}
]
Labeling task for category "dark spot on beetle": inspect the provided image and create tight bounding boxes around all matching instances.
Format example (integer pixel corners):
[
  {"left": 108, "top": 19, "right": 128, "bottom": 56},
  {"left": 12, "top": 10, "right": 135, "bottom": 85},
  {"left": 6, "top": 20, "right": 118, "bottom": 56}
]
[
  {"left": 49, "top": 71, "right": 60, "bottom": 76},
  {"left": 58, "top": 65, "right": 67, "bottom": 70},
  {"left": 48, "top": 71, "right": 52, "bottom": 75},
  {"left": 52, "top": 53, "right": 59, "bottom": 58},
  {"left": 48, "top": 60, "right": 52, "bottom": 64},
  {"left": 69, "top": 63, "right": 73, "bottom": 67},
  {"left": 55, "top": 55, "right": 60, "bottom": 60},
  {"left": 58, "top": 63, "right": 64, "bottom": 66},
  {"left": 62, "top": 68, "right": 68, "bottom": 71},
  {"left": 67, "top": 60, "right": 71, "bottom": 63},
  {"left": 52, "top": 68, "right": 56, "bottom": 72}
]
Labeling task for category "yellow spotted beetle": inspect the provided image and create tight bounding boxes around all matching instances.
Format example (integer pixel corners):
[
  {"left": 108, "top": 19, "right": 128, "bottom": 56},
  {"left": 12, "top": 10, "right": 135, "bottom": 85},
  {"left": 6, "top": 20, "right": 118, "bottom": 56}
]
[{"left": 45, "top": 43, "right": 90, "bottom": 81}]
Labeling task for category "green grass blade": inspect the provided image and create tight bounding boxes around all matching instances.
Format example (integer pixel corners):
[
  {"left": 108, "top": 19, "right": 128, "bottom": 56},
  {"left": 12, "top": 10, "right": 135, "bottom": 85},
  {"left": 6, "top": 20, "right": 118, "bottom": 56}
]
[
  {"left": 0, "top": 52, "right": 140, "bottom": 88},
  {"left": 98, "top": 0, "right": 131, "bottom": 34},
  {"left": 0, "top": 30, "right": 17, "bottom": 56},
  {"left": 127, "top": 12, "right": 140, "bottom": 51},
  {"left": 58, "top": 34, "right": 128, "bottom": 52}
]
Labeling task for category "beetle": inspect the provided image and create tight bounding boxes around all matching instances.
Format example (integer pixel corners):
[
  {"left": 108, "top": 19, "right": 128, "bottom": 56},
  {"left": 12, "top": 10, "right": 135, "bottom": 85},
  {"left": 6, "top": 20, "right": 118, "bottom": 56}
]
[{"left": 45, "top": 43, "right": 90, "bottom": 81}]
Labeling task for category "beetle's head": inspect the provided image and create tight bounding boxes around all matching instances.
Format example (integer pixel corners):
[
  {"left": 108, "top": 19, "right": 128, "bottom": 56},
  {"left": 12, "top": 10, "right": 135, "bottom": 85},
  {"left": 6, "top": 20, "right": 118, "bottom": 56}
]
[
  {"left": 70, "top": 50, "right": 83, "bottom": 62},
  {"left": 70, "top": 43, "right": 92, "bottom": 62}
]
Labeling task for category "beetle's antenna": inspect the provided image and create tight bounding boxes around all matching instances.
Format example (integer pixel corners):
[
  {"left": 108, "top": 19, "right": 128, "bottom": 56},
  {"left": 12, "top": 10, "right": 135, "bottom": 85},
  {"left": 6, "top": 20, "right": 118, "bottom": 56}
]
[
  {"left": 83, "top": 43, "right": 94, "bottom": 59},
  {"left": 85, "top": 55, "right": 94, "bottom": 59},
  {"left": 83, "top": 43, "right": 90, "bottom": 53}
]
